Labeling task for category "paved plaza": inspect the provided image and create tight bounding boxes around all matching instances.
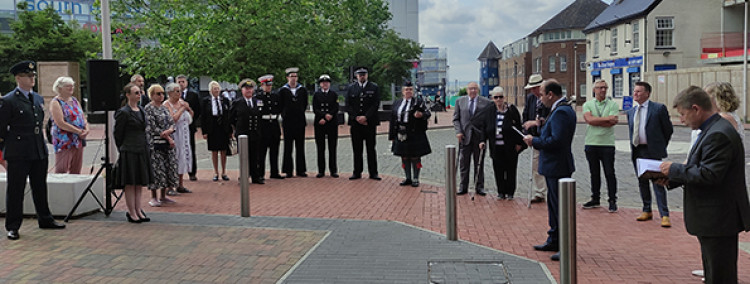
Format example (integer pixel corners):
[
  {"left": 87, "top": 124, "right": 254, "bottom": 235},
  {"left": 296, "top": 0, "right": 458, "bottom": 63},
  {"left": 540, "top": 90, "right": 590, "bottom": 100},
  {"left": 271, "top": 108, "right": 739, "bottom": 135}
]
[{"left": 0, "top": 108, "right": 749, "bottom": 283}]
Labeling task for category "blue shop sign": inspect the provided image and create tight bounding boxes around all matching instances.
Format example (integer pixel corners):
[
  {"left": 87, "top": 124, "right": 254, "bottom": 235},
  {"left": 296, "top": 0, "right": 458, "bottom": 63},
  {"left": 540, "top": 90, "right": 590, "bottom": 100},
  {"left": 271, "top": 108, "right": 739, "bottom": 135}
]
[{"left": 592, "top": 56, "right": 643, "bottom": 70}]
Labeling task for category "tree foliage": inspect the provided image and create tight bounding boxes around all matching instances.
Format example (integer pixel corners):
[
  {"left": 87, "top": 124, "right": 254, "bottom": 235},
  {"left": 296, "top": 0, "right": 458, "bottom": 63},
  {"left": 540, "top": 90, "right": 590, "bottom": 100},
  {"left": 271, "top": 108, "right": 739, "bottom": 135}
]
[
  {"left": 0, "top": 4, "right": 101, "bottom": 90},
  {"left": 109, "top": 0, "right": 421, "bottom": 89}
]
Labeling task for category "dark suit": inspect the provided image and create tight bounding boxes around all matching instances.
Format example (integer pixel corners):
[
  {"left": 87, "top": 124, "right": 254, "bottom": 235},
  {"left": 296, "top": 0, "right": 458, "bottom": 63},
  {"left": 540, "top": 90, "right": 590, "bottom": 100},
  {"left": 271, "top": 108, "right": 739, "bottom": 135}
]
[
  {"left": 256, "top": 89, "right": 283, "bottom": 177},
  {"left": 182, "top": 89, "right": 201, "bottom": 177},
  {"left": 312, "top": 89, "right": 339, "bottom": 175},
  {"left": 200, "top": 95, "right": 232, "bottom": 152},
  {"left": 346, "top": 81, "right": 380, "bottom": 177},
  {"left": 278, "top": 84, "right": 308, "bottom": 176},
  {"left": 230, "top": 97, "right": 262, "bottom": 181},
  {"left": 627, "top": 100, "right": 673, "bottom": 217},
  {"left": 531, "top": 98, "right": 576, "bottom": 246},
  {"left": 452, "top": 95, "right": 493, "bottom": 192},
  {"left": 0, "top": 88, "right": 56, "bottom": 231},
  {"left": 667, "top": 114, "right": 750, "bottom": 284}
]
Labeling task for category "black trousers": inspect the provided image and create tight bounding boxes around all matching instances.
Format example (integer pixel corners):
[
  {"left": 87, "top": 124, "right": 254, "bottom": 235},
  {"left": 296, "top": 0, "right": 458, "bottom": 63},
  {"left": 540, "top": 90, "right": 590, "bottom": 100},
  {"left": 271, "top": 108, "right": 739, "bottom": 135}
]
[
  {"left": 350, "top": 123, "right": 377, "bottom": 176},
  {"left": 282, "top": 126, "right": 306, "bottom": 175},
  {"left": 314, "top": 122, "right": 338, "bottom": 174},
  {"left": 188, "top": 126, "right": 197, "bottom": 177},
  {"left": 260, "top": 121, "right": 281, "bottom": 176},
  {"left": 698, "top": 234, "right": 739, "bottom": 284},
  {"left": 246, "top": 136, "right": 262, "bottom": 181},
  {"left": 5, "top": 158, "right": 55, "bottom": 231},
  {"left": 491, "top": 144, "right": 519, "bottom": 196}
]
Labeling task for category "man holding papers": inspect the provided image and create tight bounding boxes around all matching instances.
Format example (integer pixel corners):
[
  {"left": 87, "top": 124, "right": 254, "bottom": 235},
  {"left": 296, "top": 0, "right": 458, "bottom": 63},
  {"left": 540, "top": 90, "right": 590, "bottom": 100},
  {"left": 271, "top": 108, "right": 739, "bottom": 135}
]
[
  {"left": 627, "top": 81, "right": 673, "bottom": 227},
  {"left": 658, "top": 86, "right": 750, "bottom": 284}
]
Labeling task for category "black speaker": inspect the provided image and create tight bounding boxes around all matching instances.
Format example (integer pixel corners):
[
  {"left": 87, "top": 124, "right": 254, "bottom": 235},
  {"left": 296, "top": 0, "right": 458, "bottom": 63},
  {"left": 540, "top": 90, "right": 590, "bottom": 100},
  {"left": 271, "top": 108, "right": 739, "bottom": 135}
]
[{"left": 87, "top": 59, "right": 121, "bottom": 112}]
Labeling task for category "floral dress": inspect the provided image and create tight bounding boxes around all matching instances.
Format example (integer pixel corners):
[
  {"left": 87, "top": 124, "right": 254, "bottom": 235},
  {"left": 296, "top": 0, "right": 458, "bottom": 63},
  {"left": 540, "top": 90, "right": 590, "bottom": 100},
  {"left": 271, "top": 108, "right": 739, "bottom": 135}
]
[
  {"left": 51, "top": 97, "right": 86, "bottom": 153},
  {"left": 144, "top": 104, "right": 178, "bottom": 190}
]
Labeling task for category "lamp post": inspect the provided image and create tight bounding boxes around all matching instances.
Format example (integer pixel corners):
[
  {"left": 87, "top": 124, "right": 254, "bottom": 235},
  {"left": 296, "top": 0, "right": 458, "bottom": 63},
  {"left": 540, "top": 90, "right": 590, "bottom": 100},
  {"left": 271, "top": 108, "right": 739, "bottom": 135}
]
[{"left": 514, "top": 61, "right": 518, "bottom": 105}]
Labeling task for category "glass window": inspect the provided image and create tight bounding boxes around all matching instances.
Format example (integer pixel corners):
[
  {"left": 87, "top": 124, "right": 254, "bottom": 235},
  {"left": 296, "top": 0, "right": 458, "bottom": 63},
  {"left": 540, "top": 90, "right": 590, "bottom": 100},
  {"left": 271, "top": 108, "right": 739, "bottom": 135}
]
[
  {"left": 632, "top": 21, "right": 640, "bottom": 50},
  {"left": 562, "top": 84, "right": 567, "bottom": 97},
  {"left": 579, "top": 83, "right": 586, "bottom": 98},
  {"left": 548, "top": 56, "right": 556, "bottom": 72},
  {"left": 579, "top": 53, "right": 586, "bottom": 71},
  {"left": 593, "top": 33, "right": 599, "bottom": 57},
  {"left": 612, "top": 73, "right": 623, "bottom": 98},
  {"left": 655, "top": 17, "right": 674, "bottom": 48},
  {"left": 629, "top": 72, "right": 641, "bottom": 96},
  {"left": 560, "top": 55, "right": 567, "bottom": 72},
  {"left": 611, "top": 27, "right": 618, "bottom": 54}
]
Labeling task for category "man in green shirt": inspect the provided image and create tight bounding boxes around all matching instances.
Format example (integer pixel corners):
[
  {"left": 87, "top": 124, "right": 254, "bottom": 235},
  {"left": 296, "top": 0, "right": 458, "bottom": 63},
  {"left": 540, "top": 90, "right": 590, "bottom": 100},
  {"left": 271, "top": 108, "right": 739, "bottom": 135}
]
[{"left": 582, "top": 80, "right": 619, "bottom": 212}]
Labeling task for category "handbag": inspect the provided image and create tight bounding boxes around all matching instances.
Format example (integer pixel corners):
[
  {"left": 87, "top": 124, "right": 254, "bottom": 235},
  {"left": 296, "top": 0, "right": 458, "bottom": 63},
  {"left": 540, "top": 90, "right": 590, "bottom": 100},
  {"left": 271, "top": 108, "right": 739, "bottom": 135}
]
[{"left": 228, "top": 137, "right": 238, "bottom": 155}]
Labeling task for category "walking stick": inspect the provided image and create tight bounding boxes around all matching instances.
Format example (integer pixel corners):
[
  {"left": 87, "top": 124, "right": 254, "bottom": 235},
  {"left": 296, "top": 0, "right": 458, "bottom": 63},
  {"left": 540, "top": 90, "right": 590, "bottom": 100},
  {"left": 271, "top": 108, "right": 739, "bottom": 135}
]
[{"left": 471, "top": 146, "right": 486, "bottom": 201}]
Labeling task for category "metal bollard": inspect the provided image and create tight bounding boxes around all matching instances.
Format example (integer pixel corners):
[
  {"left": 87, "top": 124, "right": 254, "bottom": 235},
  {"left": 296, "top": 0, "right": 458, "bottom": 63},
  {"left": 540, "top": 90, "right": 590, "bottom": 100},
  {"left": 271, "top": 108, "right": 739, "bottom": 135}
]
[
  {"left": 238, "top": 135, "right": 250, "bottom": 217},
  {"left": 559, "top": 178, "right": 577, "bottom": 284},
  {"left": 445, "top": 145, "right": 458, "bottom": 241}
]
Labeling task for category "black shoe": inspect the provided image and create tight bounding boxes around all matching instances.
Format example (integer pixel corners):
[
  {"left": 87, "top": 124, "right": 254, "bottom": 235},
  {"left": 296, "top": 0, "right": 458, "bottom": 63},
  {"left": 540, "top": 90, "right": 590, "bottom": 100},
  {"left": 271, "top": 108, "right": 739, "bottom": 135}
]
[
  {"left": 284, "top": 173, "right": 294, "bottom": 179},
  {"left": 608, "top": 201, "right": 618, "bottom": 213},
  {"left": 411, "top": 181, "right": 420, "bottom": 187},
  {"left": 551, "top": 252, "right": 560, "bottom": 261},
  {"left": 349, "top": 174, "right": 362, "bottom": 180},
  {"left": 189, "top": 175, "right": 197, "bottom": 181},
  {"left": 399, "top": 179, "right": 412, "bottom": 186},
  {"left": 39, "top": 220, "right": 66, "bottom": 229},
  {"left": 221, "top": 174, "right": 230, "bottom": 181},
  {"left": 176, "top": 187, "right": 192, "bottom": 193},
  {"left": 456, "top": 190, "right": 468, "bottom": 195},
  {"left": 297, "top": 173, "right": 308, "bottom": 178},
  {"left": 252, "top": 179, "right": 265, "bottom": 184},
  {"left": 331, "top": 173, "right": 339, "bottom": 178},
  {"left": 213, "top": 175, "right": 219, "bottom": 182},
  {"left": 316, "top": 173, "right": 325, "bottom": 178},
  {"left": 582, "top": 200, "right": 600, "bottom": 209},
  {"left": 126, "top": 212, "right": 142, "bottom": 223},
  {"left": 7, "top": 230, "right": 19, "bottom": 240},
  {"left": 139, "top": 210, "right": 151, "bottom": 222},
  {"left": 497, "top": 194, "right": 507, "bottom": 200},
  {"left": 369, "top": 175, "right": 382, "bottom": 181},
  {"left": 530, "top": 196, "right": 545, "bottom": 203},
  {"left": 476, "top": 190, "right": 487, "bottom": 196},
  {"left": 270, "top": 174, "right": 285, "bottom": 179},
  {"left": 533, "top": 243, "right": 559, "bottom": 252}
]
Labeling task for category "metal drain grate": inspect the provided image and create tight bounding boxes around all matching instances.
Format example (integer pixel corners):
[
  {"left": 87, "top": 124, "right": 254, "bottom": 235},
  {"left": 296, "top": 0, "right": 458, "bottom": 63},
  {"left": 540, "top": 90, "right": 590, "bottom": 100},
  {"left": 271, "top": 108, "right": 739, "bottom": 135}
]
[{"left": 428, "top": 260, "right": 509, "bottom": 284}]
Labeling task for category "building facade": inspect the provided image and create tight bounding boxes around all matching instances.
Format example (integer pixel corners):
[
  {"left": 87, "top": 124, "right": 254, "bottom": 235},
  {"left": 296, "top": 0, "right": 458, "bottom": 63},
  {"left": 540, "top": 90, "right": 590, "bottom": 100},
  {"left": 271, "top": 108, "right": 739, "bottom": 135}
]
[
  {"left": 385, "top": 0, "right": 418, "bottom": 43},
  {"left": 498, "top": 37, "right": 532, "bottom": 107},
  {"left": 418, "top": 47, "right": 447, "bottom": 99},
  {"left": 477, "top": 41, "right": 501, "bottom": 97}
]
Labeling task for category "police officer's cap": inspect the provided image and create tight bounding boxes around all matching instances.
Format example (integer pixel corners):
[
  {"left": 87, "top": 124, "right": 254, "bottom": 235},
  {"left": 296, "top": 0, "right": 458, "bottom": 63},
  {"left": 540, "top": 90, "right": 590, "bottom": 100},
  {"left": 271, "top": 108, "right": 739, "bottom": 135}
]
[
  {"left": 318, "top": 74, "right": 331, "bottom": 83},
  {"left": 238, "top": 78, "right": 256, "bottom": 89},
  {"left": 354, "top": 66, "right": 369, "bottom": 74},
  {"left": 403, "top": 80, "right": 413, "bottom": 87},
  {"left": 285, "top": 67, "right": 299, "bottom": 75},
  {"left": 258, "top": 75, "right": 274, "bottom": 85},
  {"left": 10, "top": 61, "right": 36, "bottom": 76}
]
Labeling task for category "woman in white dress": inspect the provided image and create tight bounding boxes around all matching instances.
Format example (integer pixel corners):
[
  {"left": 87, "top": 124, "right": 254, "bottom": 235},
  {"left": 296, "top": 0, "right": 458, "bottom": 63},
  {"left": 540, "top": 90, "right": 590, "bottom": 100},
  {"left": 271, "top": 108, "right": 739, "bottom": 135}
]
[{"left": 164, "top": 82, "right": 194, "bottom": 193}]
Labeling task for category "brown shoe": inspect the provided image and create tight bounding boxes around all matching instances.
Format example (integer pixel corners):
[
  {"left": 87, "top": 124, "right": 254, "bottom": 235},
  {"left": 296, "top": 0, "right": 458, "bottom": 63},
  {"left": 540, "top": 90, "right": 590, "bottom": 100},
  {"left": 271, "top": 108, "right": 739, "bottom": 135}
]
[
  {"left": 636, "top": 212, "right": 653, "bottom": 221},
  {"left": 661, "top": 216, "right": 671, "bottom": 227}
]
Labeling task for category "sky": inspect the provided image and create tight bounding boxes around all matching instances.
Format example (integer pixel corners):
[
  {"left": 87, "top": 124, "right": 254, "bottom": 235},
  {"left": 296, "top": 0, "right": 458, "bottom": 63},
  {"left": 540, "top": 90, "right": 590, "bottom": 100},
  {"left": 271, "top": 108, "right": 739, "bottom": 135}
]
[{"left": 418, "top": 0, "right": 611, "bottom": 86}]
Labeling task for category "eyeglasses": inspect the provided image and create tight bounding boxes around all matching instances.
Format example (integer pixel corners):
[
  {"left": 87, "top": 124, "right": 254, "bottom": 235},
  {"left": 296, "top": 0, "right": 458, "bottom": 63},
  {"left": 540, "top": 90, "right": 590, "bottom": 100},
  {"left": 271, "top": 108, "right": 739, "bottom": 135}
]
[
  {"left": 156, "top": 92, "right": 165, "bottom": 95},
  {"left": 493, "top": 95, "right": 504, "bottom": 99}
]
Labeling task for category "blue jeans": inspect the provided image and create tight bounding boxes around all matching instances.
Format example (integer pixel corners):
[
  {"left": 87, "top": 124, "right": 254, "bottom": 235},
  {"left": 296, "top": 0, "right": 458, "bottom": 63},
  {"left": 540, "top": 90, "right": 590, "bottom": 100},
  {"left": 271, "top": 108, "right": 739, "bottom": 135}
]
[
  {"left": 632, "top": 146, "right": 669, "bottom": 217},
  {"left": 584, "top": 145, "right": 617, "bottom": 202}
]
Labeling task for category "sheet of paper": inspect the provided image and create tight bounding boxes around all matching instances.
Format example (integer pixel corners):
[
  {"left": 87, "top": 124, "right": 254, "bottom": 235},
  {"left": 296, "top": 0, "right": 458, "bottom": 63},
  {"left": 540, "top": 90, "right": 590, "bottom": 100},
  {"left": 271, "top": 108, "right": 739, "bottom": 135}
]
[{"left": 636, "top": 158, "right": 667, "bottom": 179}]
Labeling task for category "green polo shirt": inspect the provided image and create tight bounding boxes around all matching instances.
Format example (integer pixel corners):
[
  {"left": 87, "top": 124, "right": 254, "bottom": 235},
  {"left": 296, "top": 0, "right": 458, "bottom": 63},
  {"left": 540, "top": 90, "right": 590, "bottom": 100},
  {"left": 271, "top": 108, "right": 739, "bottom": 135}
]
[{"left": 583, "top": 98, "right": 619, "bottom": 146}]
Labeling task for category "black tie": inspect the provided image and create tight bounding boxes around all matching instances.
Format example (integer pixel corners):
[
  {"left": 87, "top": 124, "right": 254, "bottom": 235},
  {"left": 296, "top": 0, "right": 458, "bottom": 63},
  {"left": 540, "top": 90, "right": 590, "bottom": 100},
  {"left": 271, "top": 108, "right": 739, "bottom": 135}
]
[{"left": 400, "top": 100, "right": 409, "bottom": 122}]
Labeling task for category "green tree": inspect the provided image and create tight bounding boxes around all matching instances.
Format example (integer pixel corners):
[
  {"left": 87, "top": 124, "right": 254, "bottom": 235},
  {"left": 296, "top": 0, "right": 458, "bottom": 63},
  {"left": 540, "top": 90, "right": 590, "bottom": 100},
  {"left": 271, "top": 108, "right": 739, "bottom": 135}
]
[
  {"left": 457, "top": 87, "right": 467, "bottom": 96},
  {"left": 108, "top": 0, "right": 420, "bottom": 90},
  {"left": 0, "top": 4, "right": 101, "bottom": 90}
]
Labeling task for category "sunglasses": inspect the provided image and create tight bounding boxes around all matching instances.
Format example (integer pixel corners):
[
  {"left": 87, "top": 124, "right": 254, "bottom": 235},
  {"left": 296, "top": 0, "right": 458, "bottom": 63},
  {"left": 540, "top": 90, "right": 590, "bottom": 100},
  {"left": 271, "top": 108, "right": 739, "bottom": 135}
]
[
  {"left": 156, "top": 92, "right": 165, "bottom": 95},
  {"left": 493, "top": 95, "right": 504, "bottom": 99}
]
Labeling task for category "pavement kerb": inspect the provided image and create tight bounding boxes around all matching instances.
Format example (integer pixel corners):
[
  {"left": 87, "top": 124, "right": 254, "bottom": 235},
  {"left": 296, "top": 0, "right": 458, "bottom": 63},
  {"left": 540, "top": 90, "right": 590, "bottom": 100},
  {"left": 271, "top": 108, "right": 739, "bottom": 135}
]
[{"left": 276, "top": 230, "right": 332, "bottom": 284}]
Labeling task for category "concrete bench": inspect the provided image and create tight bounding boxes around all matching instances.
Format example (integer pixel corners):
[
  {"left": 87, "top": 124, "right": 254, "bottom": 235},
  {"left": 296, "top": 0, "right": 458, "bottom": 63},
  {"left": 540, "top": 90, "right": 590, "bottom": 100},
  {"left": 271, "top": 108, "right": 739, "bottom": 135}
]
[{"left": 0, "top": 173, "right": 103, "bottom": 218}]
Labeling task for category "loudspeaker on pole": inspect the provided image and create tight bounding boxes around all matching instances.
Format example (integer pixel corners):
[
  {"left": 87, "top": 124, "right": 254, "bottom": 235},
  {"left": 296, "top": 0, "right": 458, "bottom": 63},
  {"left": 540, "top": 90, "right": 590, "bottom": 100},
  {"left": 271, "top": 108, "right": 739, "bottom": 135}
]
[{"left": 87, "top": 59, "right": 121, "bottom": 112}]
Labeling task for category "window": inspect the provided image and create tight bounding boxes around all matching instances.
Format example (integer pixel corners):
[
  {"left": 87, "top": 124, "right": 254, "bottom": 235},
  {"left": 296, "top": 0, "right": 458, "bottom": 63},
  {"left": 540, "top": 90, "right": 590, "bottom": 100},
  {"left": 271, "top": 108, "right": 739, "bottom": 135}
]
[
  {"left": 655, "top": 17, "right": 674, "bottom": 48},
  {"left": 535, "top": 57, "right": 541, "bottom": 73},
  {"left": 549, "top": 56, "right": 556, "bottom": 72},
  {"left": 610, "top": 27, "right": 618, "bottom": 54},
  {"left": 560, "top": 55, "right": 567, "bottom": 72},
  {"left": 612, "top": 73, "right": 623, "bottom": 98},
  {"left": 579, "top": 83, "right": 586, "bottom": 98},
  {"left": 629, "top": 72, "right": 641, "bottom": 96},
  {"left": 593, "top": 33, "right": 599, "bottom": 58},
  {"left": 632, "top": 21, "right": 640, "bottom": 50},
  {"left": 579, "top": 53, "right": 586, "bottom": 71},
  {"left": 561, "top": 84, "right": 567, "bottom": 97}
]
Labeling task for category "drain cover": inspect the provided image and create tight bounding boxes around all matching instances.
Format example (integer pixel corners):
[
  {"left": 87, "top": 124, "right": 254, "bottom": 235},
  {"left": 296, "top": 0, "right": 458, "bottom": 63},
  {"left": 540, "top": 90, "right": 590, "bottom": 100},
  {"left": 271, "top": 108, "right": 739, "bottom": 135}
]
[{"left": 428, "top": 260, "right": 509, "bottom": 284}]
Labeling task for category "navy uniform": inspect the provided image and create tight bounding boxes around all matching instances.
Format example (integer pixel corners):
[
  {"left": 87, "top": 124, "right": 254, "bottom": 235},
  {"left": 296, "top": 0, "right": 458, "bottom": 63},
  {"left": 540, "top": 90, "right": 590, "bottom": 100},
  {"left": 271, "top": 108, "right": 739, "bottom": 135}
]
[
  {"left": 346, "top": 67, "right": 381, "bottom": 180},
  {"left": 230, "top": 79, "right": 264, "bottom": 184},
  {"left": 312, "top": 74, "right": 339, "bottom": 178},
  {"left": 0, "top": 61, "right": 65, "bottom": 240},
  {"left": 256, "top": 75, "right": 284, "bottom": 179},
  {"left": 278, "top": 67, "right": 308, "bottom": 177}
]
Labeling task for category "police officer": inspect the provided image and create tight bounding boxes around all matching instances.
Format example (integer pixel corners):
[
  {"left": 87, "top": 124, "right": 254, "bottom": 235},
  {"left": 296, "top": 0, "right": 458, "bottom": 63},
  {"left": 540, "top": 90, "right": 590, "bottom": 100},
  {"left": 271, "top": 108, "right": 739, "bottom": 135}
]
[
  {"left": 229, "top": 79, "right": 264, "bottom": 184},
  {"left": 278, "top": 67, "right": 308, "bottom": 178},
  {"left": 312, "top": 74, "right": 339, "bottom": 178},
  {"left": 346, "top": 67, "right": 381, "bottom": 180},
  {"left": 0, "top": 61, "right": 66, "bottom": 240},
  {"left": 256, "top": 75, "right": 284, "bottom": 179}
]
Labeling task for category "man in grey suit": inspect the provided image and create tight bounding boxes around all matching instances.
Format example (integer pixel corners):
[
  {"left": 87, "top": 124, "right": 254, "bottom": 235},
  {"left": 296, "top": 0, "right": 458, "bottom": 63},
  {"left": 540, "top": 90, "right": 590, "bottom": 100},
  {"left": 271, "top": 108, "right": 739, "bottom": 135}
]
[
  {"left": 627, "top": 81, "right": 673, "bottom": 227},
  {"left": 658, "top": 86, "right": 750, "bottom": 284},
  {"left": 452, "top": 82, "right": 492, "bottom": 195}
]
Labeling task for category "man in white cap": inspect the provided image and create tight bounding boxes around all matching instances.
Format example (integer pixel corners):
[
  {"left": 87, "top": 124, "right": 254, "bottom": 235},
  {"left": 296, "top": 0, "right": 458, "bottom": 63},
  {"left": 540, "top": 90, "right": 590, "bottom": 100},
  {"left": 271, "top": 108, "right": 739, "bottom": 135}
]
[
  {"left": 257, "top": 74, "right": 284, "bottom": 179},
  {"left": 346, "top": 66, "right": 381, "bottom": 180},
  {"left": 278, "top": 67, "right": 308, "bottom": 178},
  {"left": 521, "top": 74, "right": 548, "bottom": 203},
  {"left": 312, "top": 74, "right": 339, "bottom": 178}
]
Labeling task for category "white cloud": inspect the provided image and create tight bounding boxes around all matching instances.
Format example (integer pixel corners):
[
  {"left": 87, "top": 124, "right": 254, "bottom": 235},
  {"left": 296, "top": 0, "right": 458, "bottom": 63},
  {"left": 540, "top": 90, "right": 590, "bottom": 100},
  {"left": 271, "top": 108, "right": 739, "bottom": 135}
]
[{"left": 419, "top": 0, "right": 576, "bottom": 85}]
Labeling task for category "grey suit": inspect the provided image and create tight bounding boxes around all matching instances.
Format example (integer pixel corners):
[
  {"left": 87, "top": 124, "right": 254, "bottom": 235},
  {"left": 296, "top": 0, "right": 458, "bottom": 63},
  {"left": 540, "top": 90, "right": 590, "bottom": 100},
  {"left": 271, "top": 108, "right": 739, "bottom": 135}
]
[
  {"left": 452, "top": 95, "right": 492, "bottom": 192},
  {"left": 667, "top": 114, "right": 750, "bottom": 284}
]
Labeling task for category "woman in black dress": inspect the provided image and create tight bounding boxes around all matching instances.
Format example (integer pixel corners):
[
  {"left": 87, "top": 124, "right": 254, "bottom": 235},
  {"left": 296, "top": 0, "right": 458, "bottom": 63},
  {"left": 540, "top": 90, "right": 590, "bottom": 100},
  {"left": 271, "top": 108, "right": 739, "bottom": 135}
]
[
  {"left": 389, "top": 82, "right": 431, "bottom": 187},
  {"left": 484, "top": 86, "right": 526, "bottom": 200},
  {"left": 113, "top": 83, "right": 154, "bottom": 223},
  {"left": 201, "top": 80, "right": 232, "bottom": 181}
]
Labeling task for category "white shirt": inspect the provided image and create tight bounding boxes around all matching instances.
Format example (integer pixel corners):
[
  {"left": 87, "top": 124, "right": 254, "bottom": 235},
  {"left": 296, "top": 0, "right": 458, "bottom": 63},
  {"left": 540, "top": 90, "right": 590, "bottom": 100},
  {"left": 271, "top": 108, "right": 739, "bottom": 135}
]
[
  {"left": 634, "top": 100, "right": 650, "bottom": 145},
  {"left": 212, "top": 96, "right": 223, "bottom": 116}
]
